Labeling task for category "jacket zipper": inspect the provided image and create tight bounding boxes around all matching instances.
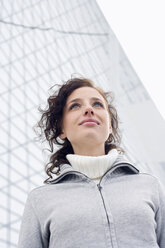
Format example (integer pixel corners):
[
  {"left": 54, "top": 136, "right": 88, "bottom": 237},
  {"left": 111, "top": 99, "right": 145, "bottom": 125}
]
[
  {"left": 97, "top": 185, "right": 109, "bottom": 222},
  {"left": 97, "top": 184, "right": 114, "bottom": 248}
]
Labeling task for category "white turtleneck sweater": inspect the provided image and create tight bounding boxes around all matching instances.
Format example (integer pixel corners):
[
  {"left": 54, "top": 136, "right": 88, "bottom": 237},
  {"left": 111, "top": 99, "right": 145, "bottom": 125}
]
[{"left": 66, "top": 149, "right": 119, "bottom": 184}]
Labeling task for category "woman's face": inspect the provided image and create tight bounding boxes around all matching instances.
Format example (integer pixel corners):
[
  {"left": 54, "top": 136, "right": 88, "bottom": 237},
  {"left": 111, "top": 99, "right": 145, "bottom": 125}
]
[{"left": 60, "top": 87, "right": 112, "bottom": 154}]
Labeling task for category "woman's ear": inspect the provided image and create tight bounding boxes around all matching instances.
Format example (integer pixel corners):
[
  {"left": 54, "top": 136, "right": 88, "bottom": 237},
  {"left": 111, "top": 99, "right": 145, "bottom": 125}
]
[
  {"left": 109, "top": 126, "right": 112, "bottom": 134},
  {"left": 59, "top": 131, "right": 66, "bottom": 140}
]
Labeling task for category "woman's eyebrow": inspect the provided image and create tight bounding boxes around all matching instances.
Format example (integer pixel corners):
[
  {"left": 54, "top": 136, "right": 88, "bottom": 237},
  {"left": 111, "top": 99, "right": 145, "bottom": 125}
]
[
  {"left": 68, "top": 98, "right": 82, "bottom": 105},
  {"left": 68, "top": 97, "right": 103, "bottom": 105},
  {"left": 91, "top": 97, "right": 103, "bottom": 102}
]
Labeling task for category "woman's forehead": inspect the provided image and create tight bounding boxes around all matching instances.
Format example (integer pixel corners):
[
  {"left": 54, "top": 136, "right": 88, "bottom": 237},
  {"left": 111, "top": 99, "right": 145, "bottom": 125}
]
[{"left": 67, "top": 87, "right": 105, "bottom": 102}]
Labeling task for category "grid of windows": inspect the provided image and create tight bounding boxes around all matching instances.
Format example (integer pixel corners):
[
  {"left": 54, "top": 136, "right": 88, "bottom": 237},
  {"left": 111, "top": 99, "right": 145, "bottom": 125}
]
[{"left": 0, "top": 1, "right": 165, "bottom": 247}]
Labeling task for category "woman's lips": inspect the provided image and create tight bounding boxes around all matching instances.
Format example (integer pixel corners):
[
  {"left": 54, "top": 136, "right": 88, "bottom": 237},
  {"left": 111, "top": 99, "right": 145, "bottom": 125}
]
[
  {"left": 79, "top": 118, "right": 99, "bottom": 125},
  {"left": 81, "top": 121, "right": 98, "bottom": 126}
]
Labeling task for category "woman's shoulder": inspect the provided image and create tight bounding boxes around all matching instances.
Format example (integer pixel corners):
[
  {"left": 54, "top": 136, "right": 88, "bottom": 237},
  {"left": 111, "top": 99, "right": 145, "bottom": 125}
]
[
  {"left": 138, "top": 171, "right": 160, "bottom": 180},
  {"left": 137, "top": 171, "right": 165, "bottom": 194},
  {"left": 138, "top": 170, "right": 162, "bottom": 183},
  {"left": 27, "top": 183, "right": 57, "bottom": 202}
]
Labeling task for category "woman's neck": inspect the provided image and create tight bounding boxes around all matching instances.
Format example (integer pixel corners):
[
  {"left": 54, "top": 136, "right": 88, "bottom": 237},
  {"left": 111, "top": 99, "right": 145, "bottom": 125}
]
[{"left": 72, "top": 143, "right": 105, "bottom": 156}]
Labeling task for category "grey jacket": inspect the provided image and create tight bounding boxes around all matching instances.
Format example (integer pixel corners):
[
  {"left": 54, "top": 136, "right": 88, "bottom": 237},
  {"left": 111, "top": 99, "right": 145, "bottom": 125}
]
[{"left": 18, "top": 155, "right": 165, "bottom": 248}]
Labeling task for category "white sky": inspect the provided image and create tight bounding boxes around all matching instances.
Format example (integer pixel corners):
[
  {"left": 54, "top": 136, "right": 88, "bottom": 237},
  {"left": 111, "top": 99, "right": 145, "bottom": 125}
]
[{"left": 96, "top": 0, "right": 165, "bottom": 121}]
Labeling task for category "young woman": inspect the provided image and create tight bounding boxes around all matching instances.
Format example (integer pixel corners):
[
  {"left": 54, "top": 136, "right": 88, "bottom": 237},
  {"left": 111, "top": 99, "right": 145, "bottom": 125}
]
[{"left": 18, "top": 77, "right": 165, "bottom": 248}]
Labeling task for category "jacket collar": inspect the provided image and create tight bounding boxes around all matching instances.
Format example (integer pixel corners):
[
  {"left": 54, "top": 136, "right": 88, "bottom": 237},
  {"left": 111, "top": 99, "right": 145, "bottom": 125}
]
[{"left": 47, "top": 154, "right": 139, "bottom": 184}]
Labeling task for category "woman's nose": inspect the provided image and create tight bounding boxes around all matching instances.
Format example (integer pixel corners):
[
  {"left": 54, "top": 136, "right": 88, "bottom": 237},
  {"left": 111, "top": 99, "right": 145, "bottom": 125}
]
[{"left": 84, "top": 107, "right": 94, "bottom": 115}]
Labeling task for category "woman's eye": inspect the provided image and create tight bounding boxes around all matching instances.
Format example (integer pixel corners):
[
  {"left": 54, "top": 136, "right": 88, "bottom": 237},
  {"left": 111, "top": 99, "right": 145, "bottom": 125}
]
[
  {"left": 93, "top": 101, "right": 103, "bottom": 107},
  {"left": 69, "top": 103, "right": 80, "bottom": 110}
]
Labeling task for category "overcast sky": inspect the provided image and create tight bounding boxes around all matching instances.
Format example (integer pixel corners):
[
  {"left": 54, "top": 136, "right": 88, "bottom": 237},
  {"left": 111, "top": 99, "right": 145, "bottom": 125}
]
[{"left": 97, "top": 0, "right": 165, "bottom": 121}]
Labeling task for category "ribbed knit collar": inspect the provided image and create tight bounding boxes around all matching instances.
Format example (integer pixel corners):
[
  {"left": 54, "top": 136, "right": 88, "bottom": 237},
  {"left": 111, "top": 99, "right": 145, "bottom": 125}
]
[{"left": 66, "top": 149, "right": 119, "bottom": 180}]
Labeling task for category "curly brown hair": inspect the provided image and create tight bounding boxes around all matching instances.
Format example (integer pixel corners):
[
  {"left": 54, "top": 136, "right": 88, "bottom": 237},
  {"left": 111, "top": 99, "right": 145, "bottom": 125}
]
[{"left": 36, "top": 77, "right": 124, "bottom": 183}]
